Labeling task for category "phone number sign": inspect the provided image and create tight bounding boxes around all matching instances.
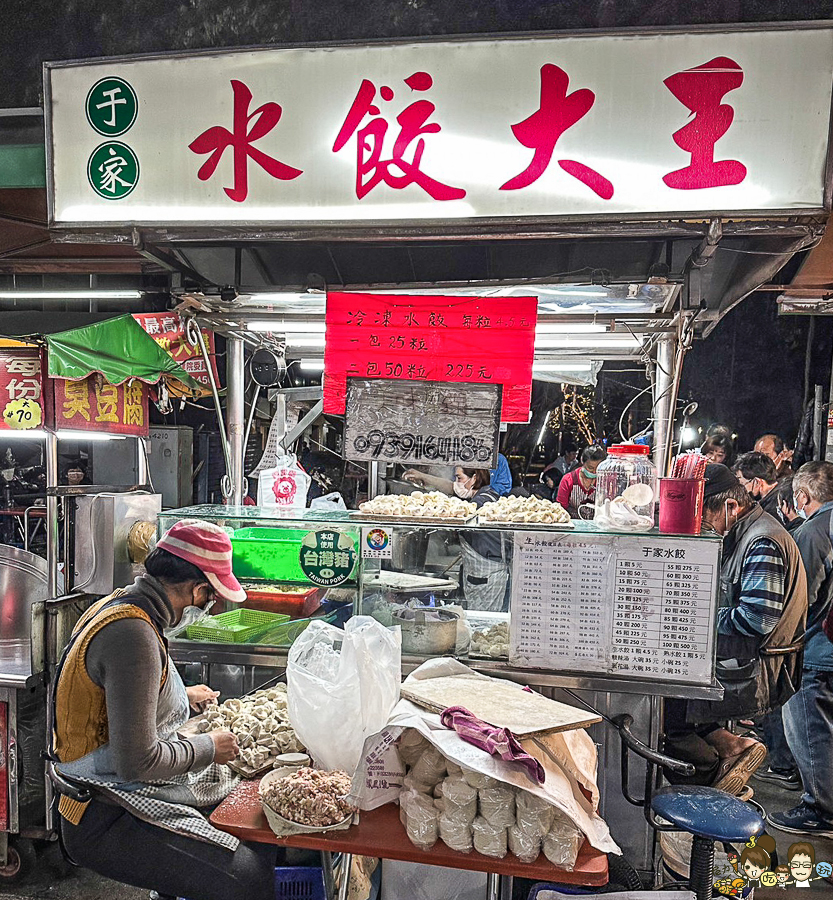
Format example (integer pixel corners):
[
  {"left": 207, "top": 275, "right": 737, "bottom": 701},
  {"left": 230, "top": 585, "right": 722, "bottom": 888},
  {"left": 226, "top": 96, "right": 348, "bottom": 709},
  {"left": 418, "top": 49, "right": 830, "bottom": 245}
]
[{"left": 324, "top": 292, "right": 536, "bottom": 423}]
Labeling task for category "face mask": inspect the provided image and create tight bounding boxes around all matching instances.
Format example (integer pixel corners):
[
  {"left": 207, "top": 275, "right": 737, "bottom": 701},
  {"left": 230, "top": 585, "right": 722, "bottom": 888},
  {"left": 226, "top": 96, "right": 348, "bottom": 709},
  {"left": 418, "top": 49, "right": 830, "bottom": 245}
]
[
  {"left": 454, "top": 480, "right": 475, "bottom": 499},
  {"left": 582, "top": 468, "right": 597, "bottom": 480},
  {"left": 794, "top": 495, "right": 808, "bottom": 520},
  {"left": 168, "top": 599, "right": 214, "bottom": 635}
]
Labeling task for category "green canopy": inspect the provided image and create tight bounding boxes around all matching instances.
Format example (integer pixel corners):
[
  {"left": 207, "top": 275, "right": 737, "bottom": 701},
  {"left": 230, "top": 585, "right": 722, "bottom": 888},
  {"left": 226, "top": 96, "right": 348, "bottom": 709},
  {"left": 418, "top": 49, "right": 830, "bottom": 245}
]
[{"left": 46, "top": 315, "right": 202, "bottom": 395}]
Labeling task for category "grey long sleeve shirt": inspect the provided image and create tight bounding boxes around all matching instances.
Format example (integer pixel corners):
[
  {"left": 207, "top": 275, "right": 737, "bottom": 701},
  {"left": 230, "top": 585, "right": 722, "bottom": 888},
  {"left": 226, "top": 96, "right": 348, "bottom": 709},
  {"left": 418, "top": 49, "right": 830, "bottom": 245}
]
[{"left": 84, "top": 575, "right": 216, "bottom": 783}]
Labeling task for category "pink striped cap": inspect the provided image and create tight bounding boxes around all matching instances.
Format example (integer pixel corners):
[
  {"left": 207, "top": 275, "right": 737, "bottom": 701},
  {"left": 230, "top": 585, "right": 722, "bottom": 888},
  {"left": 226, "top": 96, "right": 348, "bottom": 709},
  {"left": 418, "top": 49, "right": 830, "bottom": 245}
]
[{"left": 156, "top": 519, "right": 246, "bottom": 603}]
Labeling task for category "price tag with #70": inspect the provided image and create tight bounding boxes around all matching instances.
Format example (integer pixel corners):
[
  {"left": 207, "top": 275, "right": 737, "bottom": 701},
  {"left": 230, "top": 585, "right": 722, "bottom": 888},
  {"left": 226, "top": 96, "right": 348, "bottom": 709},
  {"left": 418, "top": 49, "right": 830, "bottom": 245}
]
[{"left": 2, "top": 397, "right": 42, "bottom": 430}]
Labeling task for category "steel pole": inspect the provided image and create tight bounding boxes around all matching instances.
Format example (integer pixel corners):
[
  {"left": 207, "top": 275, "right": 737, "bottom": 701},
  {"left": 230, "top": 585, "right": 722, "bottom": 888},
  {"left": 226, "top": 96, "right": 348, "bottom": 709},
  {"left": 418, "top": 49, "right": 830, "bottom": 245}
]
[
  {"left": 653, "top": 335, "right": 675, "bottom": 476},
  {"left": 226, "top": 336, "right": 246, "bottom": 505},
  {"left": 45, "top": 431, "right": 59, "bottom": 597}
]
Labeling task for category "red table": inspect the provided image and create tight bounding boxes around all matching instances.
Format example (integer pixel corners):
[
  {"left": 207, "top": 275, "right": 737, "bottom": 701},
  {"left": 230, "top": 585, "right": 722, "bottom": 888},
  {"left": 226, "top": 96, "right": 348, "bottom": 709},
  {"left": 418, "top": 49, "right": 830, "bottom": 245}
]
[{"left": 210, "top": 779, "right": 609, "bottom": 899}]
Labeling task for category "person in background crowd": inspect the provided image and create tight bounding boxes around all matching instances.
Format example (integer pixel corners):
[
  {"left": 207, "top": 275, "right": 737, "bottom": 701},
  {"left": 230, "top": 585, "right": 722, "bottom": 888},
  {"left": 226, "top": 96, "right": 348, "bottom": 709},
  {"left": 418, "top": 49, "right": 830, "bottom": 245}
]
[
  {"left": 663, "top": 465, "right": 807, "bottom": 795},
  {"left": 453, "top": 467, "right": 510, "bottom": 611},
  {"left": 755, "top": 433, "right": 794, "bottom": 479},
  {"left": 489, "top": 452, "right": 513, "bottom": 497},
  {"left": 733, "top": 452, "right": 781, "bottom": 518},
  {"left": 777, "top": 477, "right": 802, "bottom": 533},
  {"left": 768, "top": 462, "right": 833, "bottom": 838},
  {"left": 556, "top": 446, "right": 607, "bottom": 518},
  {"left": 701, "top": 433, "right": 735, "bottom": 467},
  {"left": 533, "top": 467, "right": 560, "bottom": 501},
  {"left": 550, "top": 444, "right": 579, "bottom": 479}
]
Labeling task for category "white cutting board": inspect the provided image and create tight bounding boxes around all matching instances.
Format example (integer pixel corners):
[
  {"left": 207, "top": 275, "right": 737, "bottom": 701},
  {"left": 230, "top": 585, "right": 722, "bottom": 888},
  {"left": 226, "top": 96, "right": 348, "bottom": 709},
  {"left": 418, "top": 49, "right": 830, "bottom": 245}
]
[{"left": 400, "top": 674, "right": 600, "bottom": 738}]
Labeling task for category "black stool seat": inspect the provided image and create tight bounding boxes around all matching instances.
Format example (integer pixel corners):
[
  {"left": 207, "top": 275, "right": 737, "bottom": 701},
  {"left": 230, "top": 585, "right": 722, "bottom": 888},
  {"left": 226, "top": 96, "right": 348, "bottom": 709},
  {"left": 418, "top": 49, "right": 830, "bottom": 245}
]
[{"left": 652, "top": 785, "right": 765, "bottom": 843}]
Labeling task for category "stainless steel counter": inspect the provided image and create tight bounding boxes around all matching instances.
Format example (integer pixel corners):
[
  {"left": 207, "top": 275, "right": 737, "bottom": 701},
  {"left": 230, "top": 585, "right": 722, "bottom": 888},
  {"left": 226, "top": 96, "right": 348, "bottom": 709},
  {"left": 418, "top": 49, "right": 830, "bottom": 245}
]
[{"left": 169, "top": 640, "right": 723, "bottom": 700}]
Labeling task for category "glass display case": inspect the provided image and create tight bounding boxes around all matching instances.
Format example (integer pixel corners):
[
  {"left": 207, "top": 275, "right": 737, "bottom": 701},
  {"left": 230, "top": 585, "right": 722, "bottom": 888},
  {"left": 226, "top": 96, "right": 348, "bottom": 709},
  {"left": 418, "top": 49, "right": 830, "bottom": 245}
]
[{"left": 160, "top": 504, "right": 723, "bottom": 699}]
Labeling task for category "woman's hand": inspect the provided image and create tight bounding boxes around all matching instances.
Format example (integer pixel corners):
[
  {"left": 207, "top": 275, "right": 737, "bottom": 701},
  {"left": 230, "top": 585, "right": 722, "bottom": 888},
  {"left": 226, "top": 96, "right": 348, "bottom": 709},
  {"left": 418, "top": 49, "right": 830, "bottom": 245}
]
[
  {"left": 402, "top": 469, "right": 426, "bottom": 487},
  {"left": 186, "top": 684, "right": 220, "bottom": 713},
  {"left": 210, "top": 730, "right": 240, "bottom": 765}
]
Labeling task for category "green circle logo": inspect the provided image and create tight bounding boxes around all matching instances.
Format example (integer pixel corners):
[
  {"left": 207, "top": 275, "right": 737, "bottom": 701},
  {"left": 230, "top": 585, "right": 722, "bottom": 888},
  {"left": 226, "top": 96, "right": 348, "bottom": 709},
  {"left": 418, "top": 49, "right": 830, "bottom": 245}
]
[
  {"left": 87, "top": 142, "right": 139, "bottom": 200},
  {"left": 299, "top": 530, "right": 357, "bottom": 587},
  {"left": 86, "top": 77, "right": 138, "bottom": 136}
]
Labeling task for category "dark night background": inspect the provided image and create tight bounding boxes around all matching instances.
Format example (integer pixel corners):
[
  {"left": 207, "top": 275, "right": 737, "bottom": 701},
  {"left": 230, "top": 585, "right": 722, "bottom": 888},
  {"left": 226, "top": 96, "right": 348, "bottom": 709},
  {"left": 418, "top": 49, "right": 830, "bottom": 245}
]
[{"left": 2, "top": 0, "right": 833, "bottom": 451}]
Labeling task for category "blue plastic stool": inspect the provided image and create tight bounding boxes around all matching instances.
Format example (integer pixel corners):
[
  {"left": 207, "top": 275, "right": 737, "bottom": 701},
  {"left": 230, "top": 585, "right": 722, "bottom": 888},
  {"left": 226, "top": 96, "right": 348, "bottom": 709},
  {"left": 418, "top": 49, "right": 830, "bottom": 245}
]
[{"left": 651, "top": 785, "right": 765, "bottom": 900}]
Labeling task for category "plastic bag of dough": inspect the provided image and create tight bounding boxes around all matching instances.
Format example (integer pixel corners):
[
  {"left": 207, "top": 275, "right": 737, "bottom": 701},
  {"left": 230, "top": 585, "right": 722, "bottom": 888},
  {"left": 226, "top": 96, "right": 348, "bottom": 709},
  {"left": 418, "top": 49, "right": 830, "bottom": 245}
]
[
  {"left": 439, "top": 812, "right": 473, "bottom": 853},
  {"left": 403, "top": 771, "right": 434, "bottom": 795},
  {"left": 542, "top": 811, "right": 584, "bottom": 871},
  {"left": 411, "top": 746, "right": 447, "bottom": 787},
  {"left": 399, "top": 789, "right": 438, "bottom": 851},
  {"left": 462, "top": 768, "right": 498, "bottom": 790},
  {"left": 508, "top": 824, "right": 541, "bottom": 863},
  {"left": 472, "top": 816, "right": 508, "bottom": 859},
  {"left": 441, "top": 777, "right": 478, "bottom": 823},
  {"left": 478, "top": 784, "right": 516, "bottom": 828},
  {"left": 398, "top": 729, "right": 430, "bottom": 768},
  {"left": 515, "top": 789, "right": 555, "bottom": 838}
]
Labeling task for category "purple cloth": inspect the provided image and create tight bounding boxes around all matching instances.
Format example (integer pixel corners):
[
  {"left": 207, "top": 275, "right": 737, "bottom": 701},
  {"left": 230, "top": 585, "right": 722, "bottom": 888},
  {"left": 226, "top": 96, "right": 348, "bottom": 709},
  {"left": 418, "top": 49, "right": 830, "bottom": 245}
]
[{"left": 439, "top": 705, "right": 546, "bottom": 784}]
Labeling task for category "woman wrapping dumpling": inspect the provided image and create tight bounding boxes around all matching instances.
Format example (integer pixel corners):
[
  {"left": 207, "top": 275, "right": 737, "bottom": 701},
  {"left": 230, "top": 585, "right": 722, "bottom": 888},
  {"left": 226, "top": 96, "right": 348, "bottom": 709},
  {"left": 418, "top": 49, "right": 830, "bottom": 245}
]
[
  {"left": 454, "top": 466, "right": 511, "bottom": 611},
  {"left": 51, "top": 520, "right": 279, "bottom": 900}
]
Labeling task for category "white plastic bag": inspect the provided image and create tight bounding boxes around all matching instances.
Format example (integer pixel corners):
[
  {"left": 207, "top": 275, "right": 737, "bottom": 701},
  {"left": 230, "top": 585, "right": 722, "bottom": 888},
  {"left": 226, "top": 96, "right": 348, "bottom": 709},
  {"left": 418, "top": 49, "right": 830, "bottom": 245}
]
[
  {"left": 287, "top": 617, "right": 401, "bottom": 774},
  {"left": 257, "top": 453, "right": 311, "bottom": 508},
  {"left": 310, "top": 491, "right": 347, "bottom": 511}
]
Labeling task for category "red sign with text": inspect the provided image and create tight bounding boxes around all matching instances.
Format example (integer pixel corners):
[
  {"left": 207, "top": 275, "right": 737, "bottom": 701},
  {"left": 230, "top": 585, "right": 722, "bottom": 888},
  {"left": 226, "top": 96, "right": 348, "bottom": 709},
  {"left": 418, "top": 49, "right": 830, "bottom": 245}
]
[
  {"left": 132, "top": 313, "right": 218, "bottom": 389},
  {"left": 324, "top": 293, "right": 537, "bottom": 422},
  {"left": 51, "top": 375, "right": 149, "bottom": 436},
  {"left": 0, "top": 349, "right": 43, "bottom": 432}
]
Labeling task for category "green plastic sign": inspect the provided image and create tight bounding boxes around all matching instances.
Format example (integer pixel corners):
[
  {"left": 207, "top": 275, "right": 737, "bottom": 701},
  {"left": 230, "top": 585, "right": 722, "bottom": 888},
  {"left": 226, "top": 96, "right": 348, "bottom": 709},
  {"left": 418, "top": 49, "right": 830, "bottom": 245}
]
[
  {"left": 86, "top": 77, "right": 138, "bottom": 136},
  {"left": 299, "top": 530, "right": 357, "bottom": 587},
  {"left": 87, "top": 142, "right": 139, "bottom": 199}
]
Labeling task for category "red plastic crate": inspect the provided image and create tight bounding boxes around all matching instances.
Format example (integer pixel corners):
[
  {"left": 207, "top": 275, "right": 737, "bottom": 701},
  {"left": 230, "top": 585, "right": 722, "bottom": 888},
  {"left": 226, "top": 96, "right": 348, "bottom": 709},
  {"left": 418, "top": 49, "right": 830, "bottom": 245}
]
[{"left": 242, "top": 583, "right": 323, "bottom": 617}]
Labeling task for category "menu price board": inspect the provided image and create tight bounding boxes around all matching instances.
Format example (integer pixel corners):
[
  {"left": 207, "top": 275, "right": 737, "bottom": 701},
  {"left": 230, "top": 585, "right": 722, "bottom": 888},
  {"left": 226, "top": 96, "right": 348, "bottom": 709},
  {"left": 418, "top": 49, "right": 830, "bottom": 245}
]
[
  {"left": 344, "top": 378, "right": 501, "bottom": 467},
  {"left": 510, "top": 532, "right": 719, "bottom": 685},
  {"left": 324, "top": 292, "right": 536, "bottom": 423},
  {"left": 0, "top": 349, "right": 43, "bottom": 431}
]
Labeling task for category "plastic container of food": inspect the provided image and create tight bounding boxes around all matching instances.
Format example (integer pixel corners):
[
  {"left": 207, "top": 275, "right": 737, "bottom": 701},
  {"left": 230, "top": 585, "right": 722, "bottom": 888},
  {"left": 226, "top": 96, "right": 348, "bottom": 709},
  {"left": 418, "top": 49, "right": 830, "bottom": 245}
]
[
  {"left": 593, "top": 444, "right": 657, "bottom": 532},
  {"left": 242, "top": 583, "right": 323, "bottom": 617},
  {"left": 230, "top": 527, "right": 311, "bottom": 582}
]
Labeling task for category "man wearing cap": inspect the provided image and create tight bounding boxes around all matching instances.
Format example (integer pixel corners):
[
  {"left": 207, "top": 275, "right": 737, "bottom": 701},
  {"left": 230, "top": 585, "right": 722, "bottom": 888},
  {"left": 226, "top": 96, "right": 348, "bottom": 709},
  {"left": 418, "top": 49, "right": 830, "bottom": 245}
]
[
  {"left": 664, "top": 464, "right": 807, "bottom": 796},
  {"left": 51, "top": 520, "right": 278, "bottom": 900}
]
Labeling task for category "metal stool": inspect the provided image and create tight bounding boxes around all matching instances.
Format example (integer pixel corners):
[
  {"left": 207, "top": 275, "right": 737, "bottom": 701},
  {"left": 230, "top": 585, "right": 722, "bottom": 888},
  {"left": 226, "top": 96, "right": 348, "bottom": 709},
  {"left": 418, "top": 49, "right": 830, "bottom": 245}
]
[{"left": 652, "top": 785, "right": 764, "bottom": 900}]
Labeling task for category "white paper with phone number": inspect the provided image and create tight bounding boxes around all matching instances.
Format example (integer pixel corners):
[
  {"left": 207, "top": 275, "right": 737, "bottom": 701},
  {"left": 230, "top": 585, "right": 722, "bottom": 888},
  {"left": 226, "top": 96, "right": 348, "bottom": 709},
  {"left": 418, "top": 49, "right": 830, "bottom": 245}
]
[{"left": 349, "top": 658, "right": 620, "bottom": 855}]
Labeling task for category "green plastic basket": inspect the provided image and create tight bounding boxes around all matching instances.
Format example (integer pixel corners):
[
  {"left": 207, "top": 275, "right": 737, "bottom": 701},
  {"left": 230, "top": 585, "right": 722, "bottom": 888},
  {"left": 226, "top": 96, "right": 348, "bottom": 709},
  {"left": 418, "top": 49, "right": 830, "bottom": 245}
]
[
  {"left": 230, "top": 527, "right": 311, "bottom": 583},
  {"left": 185, "top": 609, "right": 290, "bottom": 644},
  {"left": 251, "top": 616, "right": 322, "bottom": 647}
]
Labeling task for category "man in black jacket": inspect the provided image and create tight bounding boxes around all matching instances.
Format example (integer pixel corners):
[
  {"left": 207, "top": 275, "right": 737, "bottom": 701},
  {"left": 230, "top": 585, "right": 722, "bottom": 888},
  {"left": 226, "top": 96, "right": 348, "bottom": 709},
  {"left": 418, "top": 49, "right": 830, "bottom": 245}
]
[{"left": 733, "top": 452, "right": 780, "bottom": 519}]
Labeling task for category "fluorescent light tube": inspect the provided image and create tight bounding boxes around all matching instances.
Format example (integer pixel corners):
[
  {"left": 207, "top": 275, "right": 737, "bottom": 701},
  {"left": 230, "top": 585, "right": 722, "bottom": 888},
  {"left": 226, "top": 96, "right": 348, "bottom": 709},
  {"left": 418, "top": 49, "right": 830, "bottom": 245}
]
[{"left": 0, "top": 290, "right": 143, "bottom": 300}]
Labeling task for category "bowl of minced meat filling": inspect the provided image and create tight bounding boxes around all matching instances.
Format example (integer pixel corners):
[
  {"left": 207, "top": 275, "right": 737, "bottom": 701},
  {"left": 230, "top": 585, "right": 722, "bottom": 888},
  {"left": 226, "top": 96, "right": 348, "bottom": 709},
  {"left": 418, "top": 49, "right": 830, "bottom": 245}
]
[{"left": 259, "top": 766, "right": 356, "bottom": 834}]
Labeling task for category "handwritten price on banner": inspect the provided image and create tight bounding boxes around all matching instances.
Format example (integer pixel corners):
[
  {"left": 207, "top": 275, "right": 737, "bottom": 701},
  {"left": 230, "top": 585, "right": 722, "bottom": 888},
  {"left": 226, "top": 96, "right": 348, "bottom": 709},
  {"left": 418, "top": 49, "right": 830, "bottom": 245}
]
[{"left": 2, "top": 398, "right": 42, "bottom": 430}]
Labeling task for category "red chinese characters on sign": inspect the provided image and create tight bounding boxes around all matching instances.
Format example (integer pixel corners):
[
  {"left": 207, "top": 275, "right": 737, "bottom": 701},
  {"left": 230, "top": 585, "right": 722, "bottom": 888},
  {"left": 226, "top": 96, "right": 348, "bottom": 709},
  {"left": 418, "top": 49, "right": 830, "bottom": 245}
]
[
  {"left": 662, "top": 57, "right": 747, "bottom": 190},
  {"left": 0, "top": 349, "right": 43, "bottom": 431},
  {"left": 52, "top": 376, "right": 149, "bottom": 436},
  {"left": 502, "top": 64, "right": 614, "bottom": 200},
  {"left": 189, "top": 80, "right": 303, "bottom": 202},
  {"left": 323, "top": 293, "right": 537, "bottom": 422},
  {"left": 333, "top": 72, "right": 466, "bottom": 201},
  {"left": 132, "top": 313, "right": 218, "bottom": 389}
]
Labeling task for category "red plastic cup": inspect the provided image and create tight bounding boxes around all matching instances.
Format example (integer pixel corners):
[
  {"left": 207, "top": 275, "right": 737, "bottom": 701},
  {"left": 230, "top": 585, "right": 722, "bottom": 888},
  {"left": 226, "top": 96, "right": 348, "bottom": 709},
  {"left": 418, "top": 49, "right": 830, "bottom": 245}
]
[{"left": 659, "top": 478, "right": 705, "bottom": 535}]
